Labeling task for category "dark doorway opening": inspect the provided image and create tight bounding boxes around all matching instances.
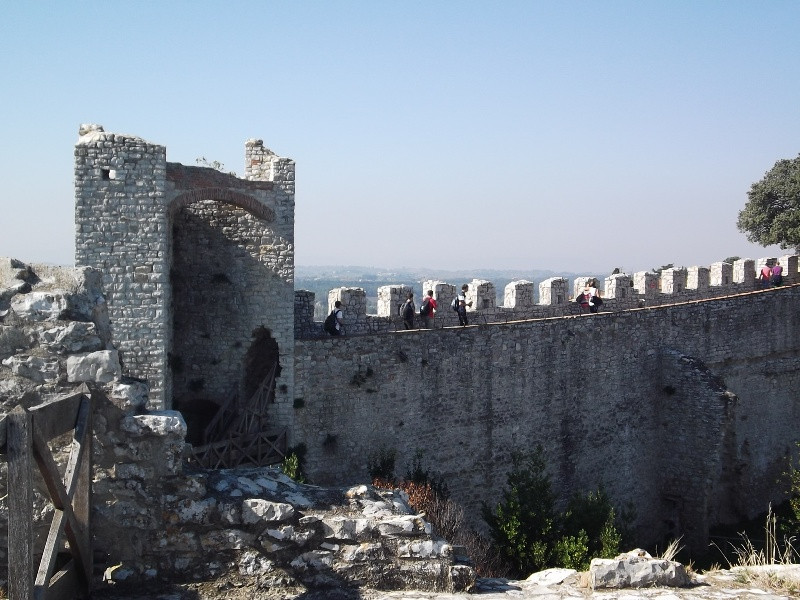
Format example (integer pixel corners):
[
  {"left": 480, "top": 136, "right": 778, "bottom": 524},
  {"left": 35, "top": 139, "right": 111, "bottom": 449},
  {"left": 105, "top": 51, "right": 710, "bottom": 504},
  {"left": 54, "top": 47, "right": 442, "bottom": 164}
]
[
  {"left": 174, "top": 395, "right": 223, "bottom": 446},
  {"left": 243, "top": 326, "right": 281, "bottom": 404}
]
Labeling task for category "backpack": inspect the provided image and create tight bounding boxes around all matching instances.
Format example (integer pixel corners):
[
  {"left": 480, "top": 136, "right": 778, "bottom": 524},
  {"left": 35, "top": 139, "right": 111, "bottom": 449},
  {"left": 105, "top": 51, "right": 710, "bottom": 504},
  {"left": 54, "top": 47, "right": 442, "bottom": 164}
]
[
  {"left": 451, "top": 297, "right": 460, "bottom": 312},
  {"left": 323, "top": 310, "right": 338, "bottom": 334},
  {"left": 420, "top": 298, "right": 430, "bottom": 317}
]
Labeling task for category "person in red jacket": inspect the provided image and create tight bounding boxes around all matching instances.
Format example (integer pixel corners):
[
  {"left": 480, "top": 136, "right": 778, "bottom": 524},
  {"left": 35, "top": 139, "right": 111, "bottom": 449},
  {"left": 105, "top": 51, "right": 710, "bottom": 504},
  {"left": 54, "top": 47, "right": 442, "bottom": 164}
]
[{"left": 420, "top": 289, "right": 437, "bottom": 329}]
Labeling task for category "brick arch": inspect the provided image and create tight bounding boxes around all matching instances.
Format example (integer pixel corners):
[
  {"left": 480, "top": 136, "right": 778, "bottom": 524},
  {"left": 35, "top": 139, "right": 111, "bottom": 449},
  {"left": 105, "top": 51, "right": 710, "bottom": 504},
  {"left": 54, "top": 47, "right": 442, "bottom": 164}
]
[{"left": 170, "top": 188, "right": 275, "bottom": 222}]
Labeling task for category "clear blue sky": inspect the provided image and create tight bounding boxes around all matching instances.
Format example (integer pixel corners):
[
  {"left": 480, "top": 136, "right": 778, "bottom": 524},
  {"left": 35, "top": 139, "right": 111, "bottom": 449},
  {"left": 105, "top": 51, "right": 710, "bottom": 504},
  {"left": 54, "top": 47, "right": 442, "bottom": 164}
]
[{"left": 2, "top": 1, "right": 798, "bottom": 275}]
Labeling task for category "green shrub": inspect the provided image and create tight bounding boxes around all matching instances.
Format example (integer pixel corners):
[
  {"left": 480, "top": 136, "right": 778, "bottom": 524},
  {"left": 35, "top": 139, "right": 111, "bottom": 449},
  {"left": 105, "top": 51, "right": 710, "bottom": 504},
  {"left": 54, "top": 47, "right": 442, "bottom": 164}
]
[
  {"left": 281, "top": 452, "right": 305, "bottom": 483},
  {"left": 282, "top": 443, "right": 307, "bottom": 483},
  {"left": 561, "top": 488, "right": 623, "bottom": 565},
  {"left": 554, "top": 530, "right": 590, "bottom": 570},
  {"left": 482, "top": 448, "right": 557, "bottom": 575},
  {"left": 483, "top": 447, "right": 627, "bottom": 577}
]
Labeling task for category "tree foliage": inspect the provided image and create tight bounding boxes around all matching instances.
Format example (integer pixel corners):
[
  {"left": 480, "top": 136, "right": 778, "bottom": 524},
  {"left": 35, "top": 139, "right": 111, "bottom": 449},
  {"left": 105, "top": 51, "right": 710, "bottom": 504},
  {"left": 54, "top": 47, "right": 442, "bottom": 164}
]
[
  {"left": 737, "top": 154, "right": 800, "bottom": 252},
  {"left": 786, "top": 443, "right": 800, "bottom": 533}
]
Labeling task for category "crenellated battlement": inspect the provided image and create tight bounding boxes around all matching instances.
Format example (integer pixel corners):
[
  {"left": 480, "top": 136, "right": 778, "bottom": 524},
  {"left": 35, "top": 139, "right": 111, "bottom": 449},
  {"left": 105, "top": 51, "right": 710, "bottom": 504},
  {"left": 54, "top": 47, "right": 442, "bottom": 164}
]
[{"left": 295, "top": 255, "right": 799, "bottom": 337}]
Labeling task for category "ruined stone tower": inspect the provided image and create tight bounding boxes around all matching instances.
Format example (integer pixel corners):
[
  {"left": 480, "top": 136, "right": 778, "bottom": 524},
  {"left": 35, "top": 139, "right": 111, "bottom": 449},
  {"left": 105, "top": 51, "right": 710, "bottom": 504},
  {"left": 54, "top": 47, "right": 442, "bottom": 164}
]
[{"left": 74, "top": 125, "right": 295, "bottom": 415}]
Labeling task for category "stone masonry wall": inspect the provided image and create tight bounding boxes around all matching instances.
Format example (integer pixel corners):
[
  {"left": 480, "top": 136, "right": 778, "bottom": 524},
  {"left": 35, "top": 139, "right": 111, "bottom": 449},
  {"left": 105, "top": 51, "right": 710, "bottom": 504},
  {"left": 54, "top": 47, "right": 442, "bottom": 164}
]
[
  {"left": 170, "top": 199, "right": 294, "bottom": 407},
  {"left": 75, "top": 126, "right": 296, "bottom": 416},
  {"left": 656, "top": 350, "right": 738, "bottom": 549},
  {"left": 74, "top": 124, "right": 170, "bottom": 406},
  {"left": 285, "top": 285, "right": 800, "bottom": 552},
  {"left": 167, "top": 156, "right": 296, "bottom": 423}
]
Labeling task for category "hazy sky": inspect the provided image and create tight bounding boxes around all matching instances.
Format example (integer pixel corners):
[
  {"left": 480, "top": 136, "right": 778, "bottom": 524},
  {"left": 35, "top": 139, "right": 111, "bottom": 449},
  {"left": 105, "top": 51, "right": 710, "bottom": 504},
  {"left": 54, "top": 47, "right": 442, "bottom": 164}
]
[{"left": 2, "top": 1, "right": 798, "bottom": 276}]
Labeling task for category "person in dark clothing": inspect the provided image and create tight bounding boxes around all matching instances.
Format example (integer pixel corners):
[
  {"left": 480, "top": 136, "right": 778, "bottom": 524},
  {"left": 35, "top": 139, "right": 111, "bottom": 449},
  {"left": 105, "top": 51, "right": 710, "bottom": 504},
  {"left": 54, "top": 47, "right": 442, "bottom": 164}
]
[
  {"left": 401, "top": 292, "right": 415, "bottom": 329},
  {"left": 457, "top": 284, "right": 472, "bottom": 326},
  {"left": 329, "top": 300, "right": 344, "bottom": 335}
]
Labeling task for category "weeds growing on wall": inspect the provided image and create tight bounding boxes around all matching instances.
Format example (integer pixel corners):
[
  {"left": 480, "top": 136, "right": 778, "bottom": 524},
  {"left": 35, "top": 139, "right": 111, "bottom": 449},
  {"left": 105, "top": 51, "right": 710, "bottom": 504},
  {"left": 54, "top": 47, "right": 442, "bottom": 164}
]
[
  {"left": 405, "top": 448, "right": 448, "bottom": 498},
  {"left": 196, "top": 157, "right": 237, "bottom": 177},
  {"left": 482, "top": 447, "right": 627, "bottom": 576}
]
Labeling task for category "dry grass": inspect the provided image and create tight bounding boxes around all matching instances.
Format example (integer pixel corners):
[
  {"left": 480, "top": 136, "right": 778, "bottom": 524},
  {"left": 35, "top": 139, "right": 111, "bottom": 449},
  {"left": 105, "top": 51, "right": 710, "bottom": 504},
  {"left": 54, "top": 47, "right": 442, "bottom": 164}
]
[
  {"left": 710, "top": 504, "right": 800, "bottom": 595},
  {"left": 715, "top": 505, "right": 798, "bottom": 568},
  {"left": 657, "top": 537, "right": 684, "bottom": 562}
]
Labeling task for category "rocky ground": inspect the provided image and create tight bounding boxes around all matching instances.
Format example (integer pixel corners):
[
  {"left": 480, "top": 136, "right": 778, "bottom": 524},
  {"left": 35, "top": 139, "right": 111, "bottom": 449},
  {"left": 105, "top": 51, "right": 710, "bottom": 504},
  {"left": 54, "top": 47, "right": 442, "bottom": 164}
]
[{"left": 89, "top": 565, "right": 800, "bottom": 600}]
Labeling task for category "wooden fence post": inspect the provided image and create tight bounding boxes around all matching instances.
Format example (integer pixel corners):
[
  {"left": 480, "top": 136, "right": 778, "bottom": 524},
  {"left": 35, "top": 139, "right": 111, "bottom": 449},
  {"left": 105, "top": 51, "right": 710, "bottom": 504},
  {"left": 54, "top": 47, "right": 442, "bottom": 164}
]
[{"left": 8, "top": 405, "right": 34, "bottom": 600}]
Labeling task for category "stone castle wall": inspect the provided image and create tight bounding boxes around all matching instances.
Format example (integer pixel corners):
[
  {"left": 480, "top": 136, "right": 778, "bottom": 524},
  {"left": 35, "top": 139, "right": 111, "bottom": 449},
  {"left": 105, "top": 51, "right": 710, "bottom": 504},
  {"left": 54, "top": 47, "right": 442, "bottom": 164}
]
[
  {"left": 283, "top": 285, "right": 800, "bottom": 551},
  {"left": 74, "top": 126, "right": 296, "bottom": 416},
  {"left": 296, "top": 257, "right": 798, "bottom": 337}
]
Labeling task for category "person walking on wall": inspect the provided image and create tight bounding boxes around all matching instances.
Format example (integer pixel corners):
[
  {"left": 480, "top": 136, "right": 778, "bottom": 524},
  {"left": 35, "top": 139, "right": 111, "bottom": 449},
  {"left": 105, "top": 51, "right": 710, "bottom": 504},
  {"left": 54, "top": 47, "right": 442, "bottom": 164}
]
[
  {"left": 457, "top": 284, "right": 472, "bottom": 326},
  {"left": 327, "top": 300, "right": 344, "bottom": 336},
  {"left": 771, "top": 261, "right": 784, "bottom": 287},
  {"left": 420, "top": 289, "right": 437, "bottom": 329},
  {"left": 758, "top": 263, "right": 773, "bottom": 289},
  {"left": 584, "top": 278, "right": 603, "bottom": 313},
  {"left": 401, "top": 292, "right": 416, "bottom": 329}
]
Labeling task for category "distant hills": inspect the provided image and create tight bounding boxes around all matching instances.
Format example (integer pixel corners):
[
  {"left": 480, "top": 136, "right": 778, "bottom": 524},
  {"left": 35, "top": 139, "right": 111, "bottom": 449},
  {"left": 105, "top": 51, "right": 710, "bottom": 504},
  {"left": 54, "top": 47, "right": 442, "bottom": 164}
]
[{"left": 296, "top": 265, "right": 574, "bottom": 281}]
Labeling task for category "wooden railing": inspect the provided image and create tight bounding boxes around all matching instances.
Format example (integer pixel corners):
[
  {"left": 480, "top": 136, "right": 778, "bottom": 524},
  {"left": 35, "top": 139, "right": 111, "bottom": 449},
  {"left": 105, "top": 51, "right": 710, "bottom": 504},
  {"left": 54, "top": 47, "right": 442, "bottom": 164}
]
[
  {"left": 201, "top": 389, "right": 239, "bottom": 445},
  {"left": 189, "top": 364, "right": 287, "bottom": 469},
  {"left": 2, "top": 388, "right": 93, "bottom": 600},
  {"left": 189, "top": 428, "right": 287, "bottom": 470}
]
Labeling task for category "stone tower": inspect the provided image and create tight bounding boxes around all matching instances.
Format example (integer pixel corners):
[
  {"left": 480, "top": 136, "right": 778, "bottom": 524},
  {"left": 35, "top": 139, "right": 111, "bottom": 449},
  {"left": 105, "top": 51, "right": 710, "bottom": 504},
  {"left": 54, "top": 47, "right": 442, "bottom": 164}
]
[{"left": 74, "top": 125, "right": 295, "bottom": 418}]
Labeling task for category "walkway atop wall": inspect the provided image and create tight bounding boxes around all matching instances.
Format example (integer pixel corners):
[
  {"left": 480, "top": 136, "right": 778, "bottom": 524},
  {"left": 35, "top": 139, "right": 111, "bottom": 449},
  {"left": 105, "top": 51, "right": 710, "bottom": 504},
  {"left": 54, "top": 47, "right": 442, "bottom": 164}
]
[{"left": 295, "top": 255, "right": 798, "bottom": 339}]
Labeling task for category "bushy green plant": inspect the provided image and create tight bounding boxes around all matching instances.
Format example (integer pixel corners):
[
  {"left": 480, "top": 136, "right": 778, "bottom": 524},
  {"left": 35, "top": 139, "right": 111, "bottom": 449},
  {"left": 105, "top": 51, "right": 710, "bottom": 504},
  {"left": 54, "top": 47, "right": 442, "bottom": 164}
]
[
  {"left": 554, "top": 530, "right": 590, "bottom": 570},
  {"left": 482, "top": 448, "right": 557, "bottom": 575},
  {"left": 599, "top": 511, "right": 624, "bottom": 557},
  {"left": 483, "top": 447, "right": 627, "bottom": 577},
  {"left": 281, "top": 452, "right": 305, "bottom": 483},
  {"left": 561, "top": 489, "right": 622, "bottom": 564},
  {"left": 281, "top": 443, "right": 307, "bottom": 483}
]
